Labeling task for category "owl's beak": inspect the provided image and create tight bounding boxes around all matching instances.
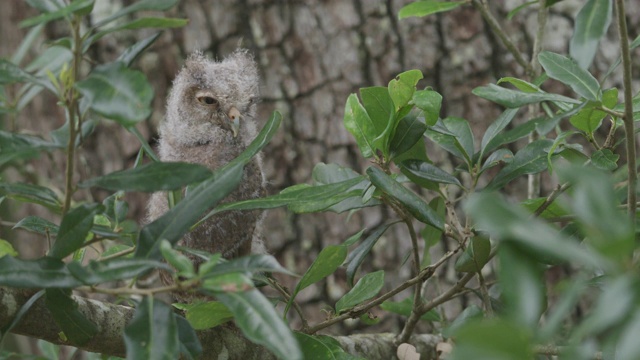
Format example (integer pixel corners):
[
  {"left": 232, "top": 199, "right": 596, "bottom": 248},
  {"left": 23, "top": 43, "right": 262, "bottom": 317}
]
[{"left": 227, "top": 107, "right": 241, "bottom": 138}]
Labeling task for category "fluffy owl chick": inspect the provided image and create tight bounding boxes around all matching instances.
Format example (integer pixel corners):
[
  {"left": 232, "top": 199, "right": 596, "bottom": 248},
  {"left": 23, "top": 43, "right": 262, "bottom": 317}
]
[{"left": 147, "top": 49, "right": 266, "bottom": 263}]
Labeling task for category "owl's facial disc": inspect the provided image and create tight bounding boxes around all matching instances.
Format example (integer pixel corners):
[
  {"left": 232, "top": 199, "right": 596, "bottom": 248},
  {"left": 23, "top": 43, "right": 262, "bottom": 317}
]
[{"left": 227, "top": 107, "right": 241, "bottom": 138}]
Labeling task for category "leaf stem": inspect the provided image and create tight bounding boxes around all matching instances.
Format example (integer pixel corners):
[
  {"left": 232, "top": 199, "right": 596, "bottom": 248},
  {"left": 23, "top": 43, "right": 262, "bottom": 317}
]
[{"left": 614, "top": 0, "right": 637, "bottom": 220}]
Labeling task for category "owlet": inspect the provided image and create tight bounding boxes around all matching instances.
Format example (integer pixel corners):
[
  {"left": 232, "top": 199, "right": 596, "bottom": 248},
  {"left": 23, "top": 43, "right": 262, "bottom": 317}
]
[{"left": 147, "top": 49, "right": 266, "bottom": 268}]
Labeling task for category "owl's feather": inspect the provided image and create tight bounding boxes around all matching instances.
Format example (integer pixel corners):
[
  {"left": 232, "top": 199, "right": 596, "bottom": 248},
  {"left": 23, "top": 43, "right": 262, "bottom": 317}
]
[{"left": 147, "top": 49, "right": 266, "bottom": 264}]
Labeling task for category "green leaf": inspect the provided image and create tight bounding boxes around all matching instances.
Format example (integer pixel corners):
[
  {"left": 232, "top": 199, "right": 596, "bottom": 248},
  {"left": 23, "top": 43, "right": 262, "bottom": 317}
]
[
  {"left": 399, "top": 159, "right": 462, "bottom": 187},
  {"left": 380, "top": 297, "right": 440, "bottom": 321},
  {"left": 293, "top": 245, "right": 347, "bottom": 298},
  {"left": 79, "top": 162, "right": 212, "bottom": 192},
  {"left": 124, "top": 296, "right": 179, "bottom": 360},
  {"left": 20, "top": 0, "right": 94, "bottom": 27},
  {"left": 295, "top": 332, "right": 340, "bottom": 360},
  {"left": 425, "top": 117, "right": 474, "bottom": 166},
  {"left": 0, "top": 182, "right": 61, "bottom": 210},
  {"left": 497, "top": 77, "right": 541, "bottom": 93},
  {"left": 421, "top": 198, "right": 445, "bottom": 267},
  {"left": 412, "top": 89, "right": 442, "bottom": 126},
  {"left": 0, "top": 256, "right": 82, "bottom": 288},
  {"left": 160, "top": 240, "right": 194, "bottom": 277},
  {"left": 49, "top": 204, "right": 102, "bottom": 259},
  {"left": 312, "top": 163, "right": 379, "bottom": 212},
  {"left": 175, "top": 313, "right": 203, "bottom": 360},
  {"left": 614, "top": 309, "right": 640, "bottom": 360},
  {"left": 76, "top": 62, "right": 154, "bottom": 126},
  {"left": 480, "top": 108, "right": 520, "bottom": 158},
  {"left": 388, "top": 69, "right": 423, "bottom": 111},
  {"left": 449, "top": 318, "right": 534, "bottom": 360},
  {"left": 343, "top": 93, "right": 376, "bottom": 158},
  {"left": 465, "top": 192, "right": 608, "bottom": 269},
  {"left": 0, "top": 239, "right": 18, "bottom": 257},
  {"left": 336, "top": 270, "right": 384, "bottom": 313},
  {"left": 368, "top": 167, "right": 444, "bottom": 229},
  {"left": 538, "top": 51, "right": 601, "bottom": 101},
  {"left": 201, "top": 272, "right": 254, "bottom": 293},
  {"left": 484, "top": 139, "right": 553, "bottom": 191},
  {"left": 389, "top": 111, "right": 429, "bottom": 163},
  {"left": 480, "top": 148, "right": 514, "bottom": 174},
  {"left": 45, "top": 289, "right": 98, "bottom": 345},
  {"left": 345, "top": 223, "right": 394, "bottom": 287},
  {"left": 0, "top": 59, "right": 39, "bottom": 85},
  {"left": 360, "top": 86, "right": 395, "bottom": 139},
  {"left": 591, "top": 149, "right": 619, "bottom": 170},
  {"left": 216, "top": 289, "right": 302, "bottom": 360},
  {"left": 473, "top": 83, "right": 580, "bottom": 108},
  {"left": 398, "top": 1, "right": 465, "bottom": 19},
  {"left": 87, "top": 18, "right": 188, "bottom": 48},
  {"left": 93, "top": 0, "right": 179, "bottom": 28},
  {"left": 200, "top": 254, "right": 295, "bottom": 278},
  {"left": 135, "top": 163, "right": 243, "bottom": 259},
  {"left": 117, "top": 32, "right": 162, "bottom": 67},
  {"left": 499, "top": 244, "right": 545, "bottom": 327},
  {"left": 570, "top": 0, "right": 612, "bottom": 69},
  {"left": 569, "top": 102, "right": 607, "bottom": 134},
  {"left": 67, "top": 258, "right": 169, "bottom": 284},
  {"left": 13, "top": 216, "right": 59, "bottom": 235},
  {"left": 454, "top": 236, "right": 491, "bottom": 273},
  {"left": 520, "top": 197, "right": 568, "bottom": 219},
  {"left": 177, "top": 301, "right": 234, "bottom": 330}
]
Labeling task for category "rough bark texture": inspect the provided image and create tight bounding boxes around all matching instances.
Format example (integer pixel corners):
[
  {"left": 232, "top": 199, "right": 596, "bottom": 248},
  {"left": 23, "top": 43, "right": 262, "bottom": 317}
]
[{"left": 1, "top": 0, "right": 639, "bottom": 357}]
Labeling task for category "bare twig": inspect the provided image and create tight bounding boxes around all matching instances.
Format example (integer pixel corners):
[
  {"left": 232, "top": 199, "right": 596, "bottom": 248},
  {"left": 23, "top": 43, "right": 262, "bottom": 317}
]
[
  {"left": 265, "top": 276, "right": 309, "bottom": 331},
  {"left": 532, "top": 182, "right": 571, "bottom": 217},
  {"left": 614, "top": 0, "right": 637, "bottom": 221}
]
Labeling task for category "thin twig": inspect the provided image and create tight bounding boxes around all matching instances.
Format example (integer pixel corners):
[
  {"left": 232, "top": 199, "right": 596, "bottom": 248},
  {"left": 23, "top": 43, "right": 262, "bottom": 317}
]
[
  {"left": 614, "top": 0, "right": 637, "bottom": 220},
  {"left": 97, "top": 247, "right": 136, "bottom": 262},
  {"left": 532, "top": 182, "right": 571, "bottom": 217},
  {"left": 266, "top": 276, "right": 309, "bottom": 331},
  {"left": 476, "top": 271, "right": 494, "bottom": 317}
]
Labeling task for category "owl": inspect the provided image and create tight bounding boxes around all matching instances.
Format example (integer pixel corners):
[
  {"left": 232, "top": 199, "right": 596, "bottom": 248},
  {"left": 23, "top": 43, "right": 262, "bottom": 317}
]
[{"left": 147, "top": 49, "right": 266, "bottom": 268}]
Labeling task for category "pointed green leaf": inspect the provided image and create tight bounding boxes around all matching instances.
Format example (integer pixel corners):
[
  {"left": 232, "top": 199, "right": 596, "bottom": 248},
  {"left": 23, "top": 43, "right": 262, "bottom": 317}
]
[
  {"left": 216, "top": 289, "right": 302, "bottom": 360},
  {"left": 412, "top": 89, "right": 442, "bottom": 125},
  {"left": 388, "top": 69, "right": 423, "bottom": 111},
  {"left": 569, "top": 102, "right": 606, "bottom": 134},
  {"left": 45, "top": 289, "right": 98, "bottom": 345},
  {"left": 117, "top": 32, "right": 162, "bottom": 67},
  {"left": 398, "top": 1, "right": 465, "bottom": 19},
  {"left": 93, "top": 0, "right": 179, "bottom": 28},
  {"left": 177, "top": 301, "right": 234, "bottom": 330},
  {"left": 124, "top": 296, "right": 179, "bottom": 360},
  {"left": 455, "top": 236, "right": 491, "bottom": 273},
  {"left": 67, "top": 258, "right": 169, "bottom": 284},
  {"left": 49, "top": 204, "right": 102, "bottom": 259},
  {"left": 13, "top": 216, "right": 59, "bottom": 235},
  {"left": 389, "top": 115, "right": 427, "bottom": 160},
  {"left": 480, "top": 108, "right": 520, "bottom": 157},
  {"left": 380, "top": 297, "right": 440, "bottom": 321},
  {"left": 20, "top": 0, "right": 94, "bottom": 27},
  {"left": 400, "top": 159, "right": 461, "bottom": 187},
  {"left": 346, "top": 223, "right": 394, "bottom": 287},
  {"left": 538, "top": 51, "right": 601, "bottom": 100},
  {"left": 591, "top": 149, "right": 619, "bottom": 170},
  {"left": 0, "top": 182, "right": 61, "bottom": 210},
  {"left": 368, "top": 167, "right": 444, "bottom": 229},
  {"left": 343, "top": 94, "right": 376, "bottom": 158},
  {"left": 0, "top": 256, "right": 82, "bottom": 288},
  {"left": 360, "top": 86, "right": 394, "bottom": 136},
  {"left": 294, "top": 332, "right": 340, "bottom": 360},
  {"left": 425, "top": 118, "right": 474, "bottom": 165},
  {"left": 0, "top": 59, "right": 40, "bottom": 85},
  {"left": 449, "top": 319, "right": 534, "bottom": 360},
  {"left": 336, "top": 270, "right": 384, "bottom": 313},
  {"left": 76, "top": 62, "right": 154, "bottom": 126},
  {"left": 294, "top": 245, "right": 347, "bottom": 296},
  {"left": 0, "top": 239, "right": 18, "bottom": 257},
  {"left": 79, "top": 162, "right": 212, "bottom": 192},
  {"left": 485, "top": 139, "right": 553, "bottom": 191},
  {"left": 570, "top": 0, "right": 612, "bottom": 69},
  {"left": 200, "top": 254, "right": 295, "bottom": 278},
  {"left": 497, "top": 77, "right": 541, "bottom": 93},
  {"left": 480, "top": 148, "right": 514, "bottom": 174},
  {"left": 473, "top": 83, "right": 580, "bottom": 108}
]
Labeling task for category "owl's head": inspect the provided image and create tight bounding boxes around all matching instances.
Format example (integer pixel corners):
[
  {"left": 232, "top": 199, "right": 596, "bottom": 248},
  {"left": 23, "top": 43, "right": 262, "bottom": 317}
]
[{"left": 165, "top": 49, "right": 260, "bottom": 142}]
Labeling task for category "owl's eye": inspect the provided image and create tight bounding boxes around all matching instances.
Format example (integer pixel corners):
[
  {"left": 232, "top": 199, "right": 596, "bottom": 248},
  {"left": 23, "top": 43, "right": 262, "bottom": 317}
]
[{"left": 197, "top": 96, "right": 218, "bottom": 106}]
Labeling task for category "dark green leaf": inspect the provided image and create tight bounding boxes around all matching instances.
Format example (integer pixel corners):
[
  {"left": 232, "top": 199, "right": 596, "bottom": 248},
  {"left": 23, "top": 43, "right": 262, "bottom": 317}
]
[
  {"left": 117, "top": 32, "right": 162, "bottom": 67},
  {"left": 336, "top": 270, "right": 384, "bottom": 313},
  {"left": 177, "top": 301, "right": 233, "bottom": 330},
  {"left": 359, "top": 86, "right": 394, "bottom": 146},
  {"left": 484, "top": 139, "right": 553, "bottom": 191},
  {"left": 216, "top": 289, "right": 302, "bottom": 360},
  {"left": 480, "top": 148, "right": 514, "bottom": 174},
  {"left": 465, "top": 192, "right": 608, "bottom": 269},
  {"left": 50, "top": 204, "right": 102, "bottom": 259},
  {"left": 293, "top": 245, "right": 347, "bottom": 298},
  {"left": 79, "top": 162, "right": 212, "bottom": 192},
  {"left": 346, "top": 223, "right": 394, "bottom": 287},
  {"left": 75, "top": 62, "right": 154, "bottom": 126},
  {"left": 483, "top": 117, "right": 541, "bottom": 153},
  {"left": 499, "top": 244, "right": 545, "bottom": 327},
  {"left": 389, "top": 113, "right": 427, "bottom": 160},
  {"left": 342, "top": 229, "right": 365, "bottom": 247},
  {"left": 425, "top": 118, "right": 474, "bottom": 165},
  {"left": 368, "top": 167, "right": 444, "bottom": 229},
  {"left": 87, "top": 18, "right": 188, "bottom": 47},
  {"left": 0, "top": 256, "right": 82, "bottom": 288},
  {"left": 497, "top": 77, "right": 541, "bottom": 93},
  {"left": 124, "top": 296, "right": 179, "bottom": 360},
  {"left": 295, "top": 332, "right": 339, "bottom": 360},
  {"left": 0, "top": 290, "right": 44, "bottom": 345},
  {"left": 0, "top": 182, "right": 61, "bottom": 210},
  {"left": 591, "top": 149, "right": 619, "bottom": 170},
  {"left": 388, "top": 69, "right": 423, "bottom": 111},
  {"left": 200, "top": 254, "right": 295, "bottom": 278},
  {"left": 398, "top": 1, "right": 465, "bottom": 19},
  {"left": 343, "top": 93, "right": 376, "bottom": 158},
  {"left": 454, "top": 236, "right": 491, "bottom": 273},
  {"left": 400, "top": 159, "right": 462, "bottom": 187},
  {"left": 570, "top": 0, "right": 612, "bottom": 69},
  {"left": 20, "top": 0, "right": 94, "bottom": 27},
  {"left": 412, "top": 89, "right": 442, "bottom": 126},
  {"left": 473, "top": 83, "right": 579, "bottom": 108},
  {"left": 538, "top": 51, "right": 601, "bottom": 101},
  {"left": 569, "top": 102, "right": 607, "bottom": 134},
  {"left": 175, "top": 313, "right": 203, "bottom": 360},
  {"left": 13, "top": 216, "right": 59, "bottom": 235},
  {"left": 520, "top": 197, "right": 568, "bottom": 219},
  {"left": 449, "top": 318, "right": 533, "bottom": 360},
  {"left": 67, "top": 258, "right": 169, "bottom": 284},
  {"left": 0, "top": 59, "right": 39, "bottom": 85},
  {"left": 380, "top": 297, "right": 440, "bottom": 321},
  {"left": 135, "top": 163, "right": 243, "bottom": 259},
  {"left": 480, "top": 108, "right": 520, "bottom": 157},
  {"left": 312, "top": 163, "right": 379, "bottom": 212},
  {"left": 45, "top": 289, "right": 98, "bottom": 345}
]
